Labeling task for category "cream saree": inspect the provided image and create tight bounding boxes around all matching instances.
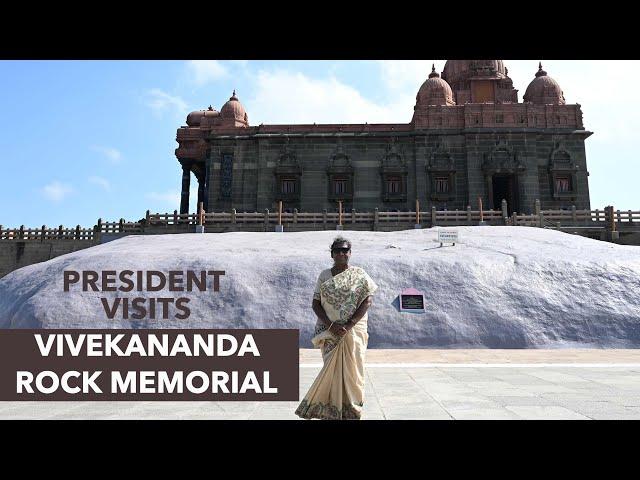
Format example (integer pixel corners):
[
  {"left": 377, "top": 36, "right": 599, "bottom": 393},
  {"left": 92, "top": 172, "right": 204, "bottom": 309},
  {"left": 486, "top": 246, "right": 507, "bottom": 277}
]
[{"left": 295, "top": 266, "right": 378, "bottom": 420}]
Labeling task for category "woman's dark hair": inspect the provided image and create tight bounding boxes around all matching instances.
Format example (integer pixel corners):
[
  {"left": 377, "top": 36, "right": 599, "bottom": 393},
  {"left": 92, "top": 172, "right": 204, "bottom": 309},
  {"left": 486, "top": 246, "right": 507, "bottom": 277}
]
[{"left": 330, "top": 236, "right": 351, "bottom": 251}]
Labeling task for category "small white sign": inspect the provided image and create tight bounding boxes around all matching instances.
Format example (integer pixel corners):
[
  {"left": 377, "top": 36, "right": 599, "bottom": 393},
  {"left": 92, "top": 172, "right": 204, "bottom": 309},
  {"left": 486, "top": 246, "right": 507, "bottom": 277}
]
[{"left": 438, "top": 230, "right": 459, "bottom": 245}]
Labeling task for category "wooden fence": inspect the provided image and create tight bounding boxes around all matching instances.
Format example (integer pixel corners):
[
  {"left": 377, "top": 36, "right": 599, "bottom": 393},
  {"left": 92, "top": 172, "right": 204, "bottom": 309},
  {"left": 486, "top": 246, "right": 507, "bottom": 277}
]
[{"left": 2, "top": 207, "right": 639, "bottom": 241}]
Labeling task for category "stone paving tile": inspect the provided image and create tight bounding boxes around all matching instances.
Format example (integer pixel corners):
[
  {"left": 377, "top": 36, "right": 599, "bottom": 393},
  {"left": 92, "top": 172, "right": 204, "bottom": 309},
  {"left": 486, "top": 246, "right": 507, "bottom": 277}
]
[
  {"left": 584, "top": 412, "right": 640, "bottom": 420},
  {"left": 552, "top": 401, "right": 632, "bottom": 416},
  {"left": 504, "top": 406, "right": 590, "bottom": 420},
  {"left": 469, "top": 385, "right": 541, "bottom": 395},
  {"left": 376, "top": 396, "right": 441, "bottom": 408},
  {"left": 482, "top": 376, "right": 558, "bottom": 386},
  {"left": 447, "top": 409, "right": 520, "bottom": 420},
  {"left": 485, "top": 396, "right": 559, "bottom": 407},
  {"left": 438, "top": 399, "right": 504, "bottom": 412},
  {"left": 382, "top": 406, "right": 452, "bottom": 420},
  {"left": 517, "top": 384, "right": 578, "bottom": 394},
  {"left": 429, "top": 391, "right": 487, "bottom": 403},
  {"left": 526, "top": 371, "right": 598, "bottom": 382}
]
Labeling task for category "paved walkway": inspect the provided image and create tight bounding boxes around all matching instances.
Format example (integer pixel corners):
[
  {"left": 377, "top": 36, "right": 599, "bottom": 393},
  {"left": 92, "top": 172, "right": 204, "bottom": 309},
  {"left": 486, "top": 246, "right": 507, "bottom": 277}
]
[{"left": 2, "top": 349, "right": 640, "bottom": 420}]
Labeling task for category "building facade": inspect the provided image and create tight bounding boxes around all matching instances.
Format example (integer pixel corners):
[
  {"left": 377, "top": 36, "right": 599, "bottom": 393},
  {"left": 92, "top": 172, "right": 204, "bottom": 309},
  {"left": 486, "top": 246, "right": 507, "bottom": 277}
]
[{"left": 175, "top": 60, "right": 592, "bottom": 215}]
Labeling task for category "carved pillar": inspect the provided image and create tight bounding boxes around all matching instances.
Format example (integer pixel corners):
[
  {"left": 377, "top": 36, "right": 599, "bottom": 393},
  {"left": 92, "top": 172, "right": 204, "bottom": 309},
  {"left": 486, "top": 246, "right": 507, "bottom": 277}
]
[
  {"left": 180, "top": 162, "right": 192, "bottom": 214},
  {"left": 485, "top": 174, "right": 493, "bottom": 210},
  {"left": 196, "top": 172, "right": 205, "bottom": 210},
  {"left": 204, "top": 161, "right": 211, "bottom": 212}
]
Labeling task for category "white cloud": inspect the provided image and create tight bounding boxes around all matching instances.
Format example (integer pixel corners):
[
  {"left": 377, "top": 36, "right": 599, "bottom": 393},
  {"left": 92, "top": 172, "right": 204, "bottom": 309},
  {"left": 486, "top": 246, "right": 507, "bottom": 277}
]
[
  {"left": 186, "top": 60, "right": 229, "bottom": 85},
  {"left": 90, "top": 145, "right": 122, "bottom": 164},
  {"left": 42, "top": 181, "right": 73, "bottom": 202},
  {"left": 505, "top": 60, "right": 640, "bottom": 144},
  {"left": 145, "top": 88, "right": 188, "bottom": 117},
  {"left": 146, "top": 184, "right": 199, "bottom": 212},
  {"left": 146, "top": 190, "right": 180, "bottom": 208},
  {"left": 88, "top": 176, "right": 111, "bottom": 191},
  {"left": 377, "top": 60, "right": 440, "bottom": 92},
  {"left": 247, "top": 69, "right": 414, "bottom": 125},
  {"left": 373, "top": 60, "right": 640, "bottom": 145}
]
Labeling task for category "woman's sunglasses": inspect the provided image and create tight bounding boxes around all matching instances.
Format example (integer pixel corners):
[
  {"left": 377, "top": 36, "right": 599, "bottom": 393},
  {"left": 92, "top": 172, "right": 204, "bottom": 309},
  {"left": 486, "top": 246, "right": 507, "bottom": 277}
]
[{"left": 332, "top": 247, "right": 351, "bottom": 254}]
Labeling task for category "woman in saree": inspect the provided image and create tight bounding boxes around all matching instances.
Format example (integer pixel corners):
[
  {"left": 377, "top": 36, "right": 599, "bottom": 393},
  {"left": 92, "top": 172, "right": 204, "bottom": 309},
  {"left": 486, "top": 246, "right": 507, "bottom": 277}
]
[{"left": 295, "top": 236, "right": 378, "bottom": 420}]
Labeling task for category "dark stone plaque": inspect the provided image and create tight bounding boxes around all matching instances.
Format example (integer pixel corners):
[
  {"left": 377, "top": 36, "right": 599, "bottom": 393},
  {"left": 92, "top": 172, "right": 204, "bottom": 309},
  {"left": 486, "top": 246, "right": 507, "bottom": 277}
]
[{"left": 399, "top": 288, "right": 425, "bottom": 313}]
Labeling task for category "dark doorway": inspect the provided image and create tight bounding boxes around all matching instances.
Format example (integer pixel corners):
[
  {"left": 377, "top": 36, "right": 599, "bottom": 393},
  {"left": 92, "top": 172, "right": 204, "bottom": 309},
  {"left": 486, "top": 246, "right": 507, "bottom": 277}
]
[{"left": 492, "top": 174, "right": 519, "bottom": 215}]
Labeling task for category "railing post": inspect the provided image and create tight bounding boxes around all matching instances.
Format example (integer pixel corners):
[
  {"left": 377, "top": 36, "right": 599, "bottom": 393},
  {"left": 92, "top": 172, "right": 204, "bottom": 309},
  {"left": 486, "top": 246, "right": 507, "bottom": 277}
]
[
  {"left": 19, "top": 225, "right": 24, "bottom": 240},
  {"left": 352, "top": 208, "right": 356, "bottom": 224},
  {"left": 58, "top": 225, "right": 64, "bottom": 239},
  {"left": 501, "top": 199, "right": 509, "bottom": 225},
  {"left": 75, "top": 225, "right": 81, "bottom": 240},
  {"left": 629, "top": 210, "right": 633, "bottom": 224},
  {"left": 119, "top": 218, "right": 124, "bottom": 232},
  {"left": 539, "top": 209, "right": 545, "bottom": 228},
  {"left": 609, "top": 205, "right": 617, "bottom": 232},
  {"left": 511, "top": 212, "right": 517, "bottom": 226},
  {"left": 431, "top": 206, "right": 436, "bottom": 227},
  {"left": 264, "top": 208, "right": 270, "bottom": 227},
  {"left": 293, "top": 208, "right": 298, "bottom": 224},
  {"left": 534, "top": 199, "right": 541, "bottom": 227},
  {"left": 467, "top": 205, "right": 472, "bottom": 223},
  {"left": 41, "top": 225, "right": 46, "bottom": 242},
  {"left": 604, "top": 205, "right": 619, "bottom": 242},
  {"left": 173, "top": 210, "right": 178, "bottom": 225},
  {"left": 323, "top": 209, "right": 328, "bottom": 229},
  {"left": 571, "top": 205, "right": 577, "bottom": 224},
  {"left": 232, "top": 208, "right": 237, "bottom": 224},
  {"left": 373, "top": 208, "right": 379, "bottom": 231}
]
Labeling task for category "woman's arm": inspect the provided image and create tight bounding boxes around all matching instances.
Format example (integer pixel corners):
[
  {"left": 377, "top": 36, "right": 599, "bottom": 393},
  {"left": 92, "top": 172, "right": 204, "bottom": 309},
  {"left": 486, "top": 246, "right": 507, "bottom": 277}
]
[
  {"left": 312, "top": 299, "right": 331, "bottom": 328},
  {"left": 345, "top": 296, "right": 373, "bottom": 331},
  {"left": 312, "top": 299, "right": 347, "bottom": 336}
]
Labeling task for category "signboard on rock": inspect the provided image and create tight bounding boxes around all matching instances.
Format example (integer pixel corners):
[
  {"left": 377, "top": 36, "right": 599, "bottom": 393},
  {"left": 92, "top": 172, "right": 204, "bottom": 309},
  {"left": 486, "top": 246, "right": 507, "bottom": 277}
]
[
  {"left": 399, "top": 288, "right": 425, "bottom": 313},
  {"left": 438, "top": 229, "right": 458, "bottom": 246}
]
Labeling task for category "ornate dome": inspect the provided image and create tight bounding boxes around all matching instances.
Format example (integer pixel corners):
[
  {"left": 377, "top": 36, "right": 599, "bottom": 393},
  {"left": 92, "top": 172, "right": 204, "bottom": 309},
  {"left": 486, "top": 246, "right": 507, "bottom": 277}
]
[
  {"left": 442, "top": 60, "right": 507, "bottom": 83},
  {"left": 416, "top": 65, "right": 455, "bottom": 106},
  {"left": 204, "top": 105, "right": 219, "bottom": 118},
  {"left": 220, "top": 90, "right": 249, "bottom": 126},
  {"left": 523, "top": 63, "right": 566, "bottom": 105},
  {"left": 186, "top": 105, "right": 219, "bottom": 126},
  {"left": 186, "top": 110, "right": 206, "bottom": 126}
]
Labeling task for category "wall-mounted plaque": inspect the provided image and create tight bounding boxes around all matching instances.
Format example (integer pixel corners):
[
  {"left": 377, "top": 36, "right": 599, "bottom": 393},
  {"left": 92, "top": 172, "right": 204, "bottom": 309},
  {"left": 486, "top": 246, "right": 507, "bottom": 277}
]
[{"left": 399, "top": 288, "right": 425, "bottom": 313}]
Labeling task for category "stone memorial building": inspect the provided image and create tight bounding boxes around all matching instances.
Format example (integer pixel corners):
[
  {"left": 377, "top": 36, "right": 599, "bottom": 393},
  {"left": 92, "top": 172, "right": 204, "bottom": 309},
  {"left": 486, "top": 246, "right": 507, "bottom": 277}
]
[{"left": 174, "top": 60, "right": 592, "bottom": 215}]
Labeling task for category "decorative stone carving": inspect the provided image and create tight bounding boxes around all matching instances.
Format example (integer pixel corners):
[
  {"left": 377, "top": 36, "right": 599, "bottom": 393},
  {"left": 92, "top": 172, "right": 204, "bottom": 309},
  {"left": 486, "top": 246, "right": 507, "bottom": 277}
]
[
  {"left": 426, "top": 140, "right": 456, "bottom": 201},
  {"left": 327, "top": 141, "right": 354, "bottom": 202},
  {"left": 548, "top": 140, "right": 579, "bottom": 200},
  {"left": 274, "top": 137, "right": 302, "bottom": 203},
  {"left": 380, "top": 137, "right": 408, "bottom": 202},
  {"left": 482, "top": 138, "right": 525, "bottom": 174}
]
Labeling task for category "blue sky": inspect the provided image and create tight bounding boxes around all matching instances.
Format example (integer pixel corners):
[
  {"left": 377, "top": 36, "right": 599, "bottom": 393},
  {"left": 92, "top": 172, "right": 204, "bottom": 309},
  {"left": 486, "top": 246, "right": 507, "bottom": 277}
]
[{"left": 0, "top": 60, "right": 637, "bottom": 228}]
